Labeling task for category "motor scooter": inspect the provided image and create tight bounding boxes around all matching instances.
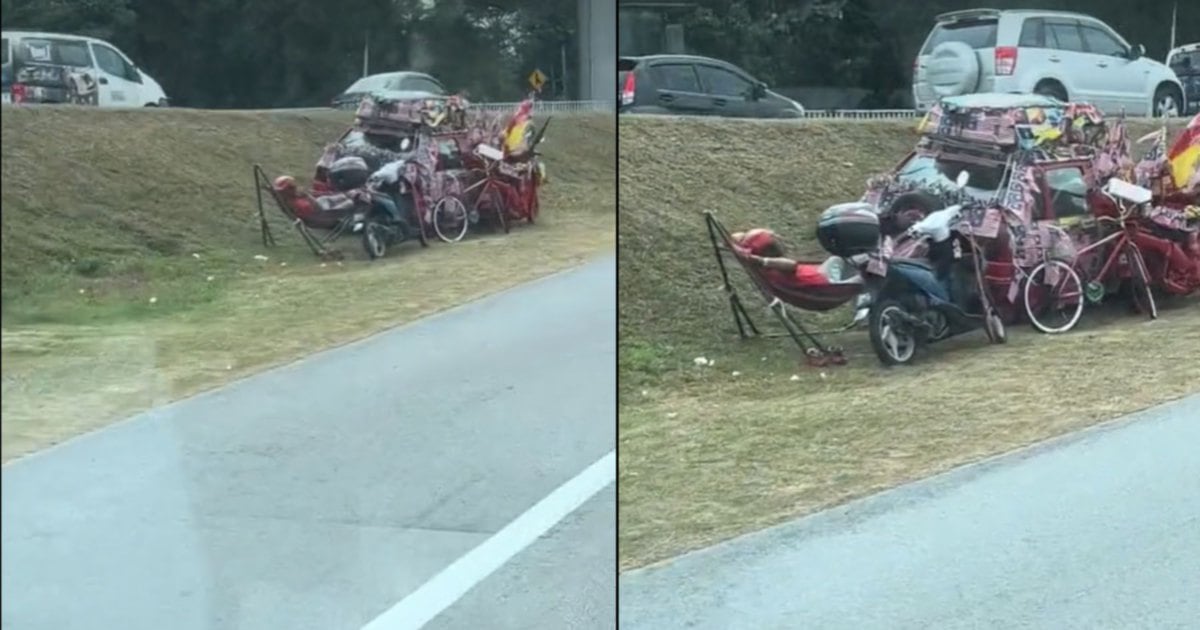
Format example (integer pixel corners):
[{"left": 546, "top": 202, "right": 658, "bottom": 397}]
[
  {"left": 341, "top": 151, "right": 430, "bottom": 259},
  {"left": 855, "top": 171, "right": 1007, "bottom": 366}
]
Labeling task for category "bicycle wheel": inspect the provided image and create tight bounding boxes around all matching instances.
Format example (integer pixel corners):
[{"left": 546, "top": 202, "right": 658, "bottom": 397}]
[
  {"left": 1127, "top": 246, "right": 1158, "bottom": 320},
  {"left": 474, "top": 185, "right": 508, "bottom": 234},
  {"left": 433, "top": 196, "right": 469, "bottom": 243},
  {"left": 1023, "top": 259, "right": 1085, "bottom": 334}
]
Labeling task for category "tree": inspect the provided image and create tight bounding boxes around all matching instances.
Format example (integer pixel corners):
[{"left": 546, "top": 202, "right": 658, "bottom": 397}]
[{"left": 3, "top": 0, "right": 577, "bottom": 107}]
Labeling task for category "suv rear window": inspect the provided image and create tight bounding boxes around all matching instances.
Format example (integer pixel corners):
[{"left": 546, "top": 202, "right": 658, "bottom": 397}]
[{"left": 922, "top": 19, "right": 999, "bottom": 53}]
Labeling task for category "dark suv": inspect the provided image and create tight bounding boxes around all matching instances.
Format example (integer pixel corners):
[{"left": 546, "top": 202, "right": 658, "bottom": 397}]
[
  {"left": 1167, "top": 43, "right": 1199, "bottom": 114},
  {"left": 618, "top": 54, "right": 805, "bottom": 119}
]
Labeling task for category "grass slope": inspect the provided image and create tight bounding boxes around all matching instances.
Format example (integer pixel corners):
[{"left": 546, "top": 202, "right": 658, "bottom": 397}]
[
  {"left": 1, "top": 106, "right": 614, "bottom": 461},
  {"left": 618, "top": 115, "right": 1200, "bottom": 570}
]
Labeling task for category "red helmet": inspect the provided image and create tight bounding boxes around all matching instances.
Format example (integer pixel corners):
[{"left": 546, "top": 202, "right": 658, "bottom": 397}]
[
  {"left": 273, "top": 175, "right": 297, "bottom": 192},
  {"left": 734, "top": 228, "right": 778, "bottom": 255}
]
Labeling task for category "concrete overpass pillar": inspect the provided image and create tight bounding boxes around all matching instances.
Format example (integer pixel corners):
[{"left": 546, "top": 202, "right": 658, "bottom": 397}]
[{"left": 578, "top": 0, "right": 616, "bottom": 103}]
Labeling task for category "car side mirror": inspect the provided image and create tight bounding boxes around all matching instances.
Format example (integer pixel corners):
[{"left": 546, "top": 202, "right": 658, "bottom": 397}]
[
  {"left": 751, "top": 82, "right": 767, "bottom": 100},
  {"left": 1128, "top": 44, "right": 1144, "bottom": 60}
]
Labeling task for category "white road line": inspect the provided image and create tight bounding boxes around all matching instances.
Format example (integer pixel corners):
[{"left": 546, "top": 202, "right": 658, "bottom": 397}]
[{"left": 361, "top": 449, "right": 616, "bottom": 630}]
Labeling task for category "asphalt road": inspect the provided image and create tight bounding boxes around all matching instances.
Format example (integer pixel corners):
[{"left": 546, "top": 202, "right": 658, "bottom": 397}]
[
  {"left": 620, "top": 394, "right": 1200, "bottom": 630},
  {"left": 1, "top": 255, "right": 616, "bottom": 630}
]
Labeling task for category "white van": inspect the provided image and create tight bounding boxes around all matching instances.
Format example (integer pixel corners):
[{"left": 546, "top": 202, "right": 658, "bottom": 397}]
[{"left": 1, "top": 30, "right": 169, "bottom": 107}]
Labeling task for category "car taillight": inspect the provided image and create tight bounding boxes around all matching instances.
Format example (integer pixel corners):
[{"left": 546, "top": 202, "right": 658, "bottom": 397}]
[
  {"left": 621, "top": 72, "right": 636, "bottom": 107},
  {"left": 995, "top": 46, "right": 1018, "bottom": 76},
  {"left": 11, "top": 83, "right": 27, "bottom": 104}
]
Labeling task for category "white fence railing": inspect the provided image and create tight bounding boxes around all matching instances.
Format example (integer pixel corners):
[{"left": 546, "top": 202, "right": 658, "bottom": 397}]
[
  {"left": 471, "top": 99, "right": 613, "bottom": 114},
  {"left": 801, "top": 109, "right": 922, "bottom": 120},
  {"left": 323, "top": 98, "right": 612, "bottom": 115}
]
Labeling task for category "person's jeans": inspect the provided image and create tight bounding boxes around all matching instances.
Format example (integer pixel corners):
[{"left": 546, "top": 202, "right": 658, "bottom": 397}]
[{"left": 371, "top": 194, "right": 402, "bottom": 224}]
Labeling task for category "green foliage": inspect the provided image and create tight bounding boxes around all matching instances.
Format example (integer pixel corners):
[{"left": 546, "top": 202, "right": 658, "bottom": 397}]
[{"left": 1, "top": 0, "right": 580, "bottom": 107}]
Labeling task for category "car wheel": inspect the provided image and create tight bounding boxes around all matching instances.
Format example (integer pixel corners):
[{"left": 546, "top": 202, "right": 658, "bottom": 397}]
[
  {"left": 1153, "top": 85, "right": 1183, "bottom": 118},
  {"left": 1033, "top": 81, "right": 1068, "bottom": 103}
]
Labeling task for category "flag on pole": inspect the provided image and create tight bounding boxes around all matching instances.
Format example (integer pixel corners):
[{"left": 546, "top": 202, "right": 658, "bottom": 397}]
[{"left": 1167, "top": 114, "right": 1200, "bottom": 190}]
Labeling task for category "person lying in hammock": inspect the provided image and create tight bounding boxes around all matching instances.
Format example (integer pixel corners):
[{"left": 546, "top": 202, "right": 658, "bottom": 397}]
[
  {"left": 731, "top": 228, "right": 859, "bottom": 287},
  {"left": 272, "top": 175, "right": 398, "bottom": 230}
]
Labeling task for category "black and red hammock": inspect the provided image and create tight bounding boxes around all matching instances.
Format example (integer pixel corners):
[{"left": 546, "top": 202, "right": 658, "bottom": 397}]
[{"left": 705, "top": 212, "right": 863, "bottom": 366}]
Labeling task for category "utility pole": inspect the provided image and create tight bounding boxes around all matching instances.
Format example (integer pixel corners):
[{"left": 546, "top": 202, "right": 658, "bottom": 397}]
[
  {"left": 1170, "top": 1, "right": 1177, "bottom": 52},
  {"left": 363, "top": 30, "right": 370, "bottom": 77},
  {"left": 561, "top": 43, "right": 569, "bottom": 100}
]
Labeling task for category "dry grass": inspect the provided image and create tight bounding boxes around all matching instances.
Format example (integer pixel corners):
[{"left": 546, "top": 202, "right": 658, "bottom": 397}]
[
  {"left": 617, "top": 115, "right": 1200, "bottom": 570},
  {"left": 1, "top": 106, "right": 614, "bottom": 462}
]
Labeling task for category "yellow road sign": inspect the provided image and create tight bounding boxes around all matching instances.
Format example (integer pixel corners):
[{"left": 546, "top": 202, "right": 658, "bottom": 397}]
[{"left": 528, "top": 69, "right": 547, "bottom": 92}]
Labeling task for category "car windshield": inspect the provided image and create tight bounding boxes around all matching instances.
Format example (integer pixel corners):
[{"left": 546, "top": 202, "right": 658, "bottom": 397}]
[
  {"left": 345, "top": 74, "right": 389, "bottom": 93},
  {"left": 921, "top": 18, "right": 999, "bottom": 54},
  {"left": 896, "top": 154, "right": 1006, "bottom": 200}
]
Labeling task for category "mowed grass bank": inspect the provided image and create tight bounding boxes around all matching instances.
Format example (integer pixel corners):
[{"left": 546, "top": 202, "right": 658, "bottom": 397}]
[
  {"left": 1, "top": 106, "right": 614, "bottom": 462},
  {"left": 618, "top": 115, "right": 1200, "bottom": 570}
]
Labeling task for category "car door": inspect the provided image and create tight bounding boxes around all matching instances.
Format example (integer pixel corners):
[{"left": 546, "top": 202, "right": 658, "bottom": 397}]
[
  {"left": 1077, "top": 21, "right": 1145, "bottom": 115},
  {"left": 644, "top": 62, "right": 709, "bottom": 115},
  {"left": 90, "top": 41, "right": 143, "bottom": 106},
  {"left": 1016, "top": 18, "right": 1068, "bottom": 91},
  {"left": 1043, "top": 19, "right": 1096, "bottom": 104},
  {"left": 694, "top": 63, "right": 757, "bottom": 118}
]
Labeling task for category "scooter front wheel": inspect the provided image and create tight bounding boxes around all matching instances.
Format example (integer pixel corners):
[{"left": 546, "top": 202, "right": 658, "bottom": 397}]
[
  {"left": 362, "top": 223, "right": 388, "bottom": 260},
  {"left": 868, "top": 299, "right": 920, "bottom": 366}
]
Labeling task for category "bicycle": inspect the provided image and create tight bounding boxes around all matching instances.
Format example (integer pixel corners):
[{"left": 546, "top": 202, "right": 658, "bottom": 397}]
[
  {"left": 1029, "top": 178, "right": 1158, "bottom": 334},
  {"left": 1018, "top": 226, "right": 1085, "bottom": 335}
]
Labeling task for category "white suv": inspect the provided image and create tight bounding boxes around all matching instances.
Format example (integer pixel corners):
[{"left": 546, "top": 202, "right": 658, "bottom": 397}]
[{"left": 913, "top": 9, "right": 1184, "bottom": 117}]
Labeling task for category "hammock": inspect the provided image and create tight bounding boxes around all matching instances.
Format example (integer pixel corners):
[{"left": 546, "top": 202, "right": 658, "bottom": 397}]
[{"left": 705, "top": 212, "right": 864, "bottom": 366}]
